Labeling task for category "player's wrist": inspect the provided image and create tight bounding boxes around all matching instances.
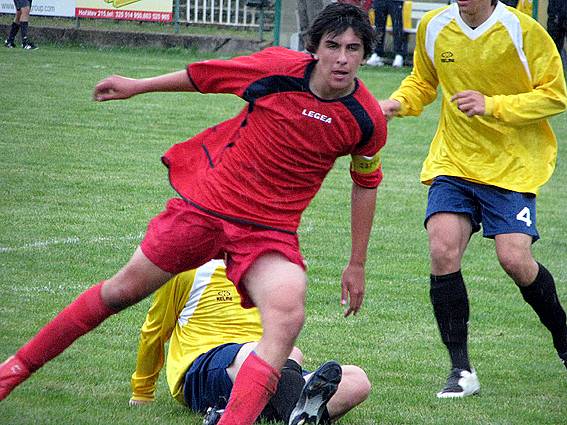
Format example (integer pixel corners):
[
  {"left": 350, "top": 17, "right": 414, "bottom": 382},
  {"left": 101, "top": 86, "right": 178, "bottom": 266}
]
[
  {"left": 129, "top": 394, "right": 155, "bottom": 405},
  {"left": 483, "top": 95, "right": 493, "bottom": 116}
]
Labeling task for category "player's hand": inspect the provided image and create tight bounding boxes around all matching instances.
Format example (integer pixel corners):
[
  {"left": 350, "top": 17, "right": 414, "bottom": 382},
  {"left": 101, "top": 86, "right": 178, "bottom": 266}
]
[
  {"left": 378, "top": 99, "right": 401, "bottom": 120},
  {"left": 341, "top": 263, "right": 365, "bottom": 317},
  {"left": 451, "top": 90, "right": 485, "bottom": 117},
  {"left": 94, "top": 75, "right": 140, "bottom": 102},
  {"left": 129, "top": 397, "right": 154, "bottom": 407}
]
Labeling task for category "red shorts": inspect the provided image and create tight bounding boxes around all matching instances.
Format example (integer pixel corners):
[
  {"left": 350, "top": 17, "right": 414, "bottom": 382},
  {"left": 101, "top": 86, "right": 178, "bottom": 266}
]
[{"left": 140, "top": 198, "right": 306, "bottom": 308}]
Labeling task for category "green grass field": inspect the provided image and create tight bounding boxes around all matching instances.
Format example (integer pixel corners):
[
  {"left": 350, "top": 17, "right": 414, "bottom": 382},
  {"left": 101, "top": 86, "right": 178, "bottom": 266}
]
[{"left": 0, "top": 45, "right": 566, "bottom": 424}]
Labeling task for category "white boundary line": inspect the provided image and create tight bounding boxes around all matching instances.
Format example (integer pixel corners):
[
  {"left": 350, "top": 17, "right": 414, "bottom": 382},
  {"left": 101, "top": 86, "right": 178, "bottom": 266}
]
[{"left": 0, "top": 233, "right": 144, "bottom": 253}]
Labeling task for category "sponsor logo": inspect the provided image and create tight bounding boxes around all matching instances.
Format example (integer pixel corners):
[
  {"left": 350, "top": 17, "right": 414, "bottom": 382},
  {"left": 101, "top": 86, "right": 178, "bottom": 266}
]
[
  {"left": 302, "top": 109, "right": 332, "bottom": 124},
  {"left": 441, "top": 51, "right": 455, "bottom": 63},
  {"left": 217, "top": 290, "right": 233, "bottom": 302}
]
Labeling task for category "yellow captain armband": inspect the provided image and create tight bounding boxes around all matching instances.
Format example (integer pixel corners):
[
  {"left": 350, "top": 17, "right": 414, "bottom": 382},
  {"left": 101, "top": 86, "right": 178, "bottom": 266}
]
[{"left": 350, "top": 153, "right": 381, "bottom": 175}]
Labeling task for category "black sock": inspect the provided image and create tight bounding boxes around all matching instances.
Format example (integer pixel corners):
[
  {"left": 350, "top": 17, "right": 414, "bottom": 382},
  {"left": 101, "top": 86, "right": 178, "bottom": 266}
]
[
  {"left": 519, "top": 263, "right": 567, "bottom": 355},
  {"left": 7, "top": 22, "right": 20, "bottom": 43},
  {"left": 260, "top": 358, "right": 306, "bottom": 423},
  {"left": 20, "top": 21, "right": 28, "bottom": 42},
  {"left": 430, "top": 271, "right": 471, "bottom": 371}
]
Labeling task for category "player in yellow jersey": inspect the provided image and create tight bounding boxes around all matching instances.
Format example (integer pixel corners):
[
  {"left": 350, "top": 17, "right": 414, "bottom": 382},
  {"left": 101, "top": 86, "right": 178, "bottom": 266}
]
[
  {"left": 129, "top": 260, "right": 371, "bottom": 424},
  {"left": 379, "top": 0, "right": 567, "bottom": 398}
]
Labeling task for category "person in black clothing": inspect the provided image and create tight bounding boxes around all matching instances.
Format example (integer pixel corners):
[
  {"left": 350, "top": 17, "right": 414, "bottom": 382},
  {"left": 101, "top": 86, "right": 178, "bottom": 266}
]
[
  {"left": 547, "top": 0, "right": 567, "bottom": 66},
  {"left": 367, "top": 0, "right": 405, "bottom": 67},
  {"left": 4, "top": 0, "right": 37, "bottom": 49}
]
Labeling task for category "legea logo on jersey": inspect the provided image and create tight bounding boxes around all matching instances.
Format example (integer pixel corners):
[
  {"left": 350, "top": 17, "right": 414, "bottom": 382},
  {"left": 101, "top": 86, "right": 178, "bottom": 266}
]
[
  {"left": 441, "top": 51, "right": 455, "bottom": 63},
  {"left": 302, "top": 109, "right": 332, "bottom": 124},
  {"left": 217, "top": 290, "right": 233, "bottom": 302}
]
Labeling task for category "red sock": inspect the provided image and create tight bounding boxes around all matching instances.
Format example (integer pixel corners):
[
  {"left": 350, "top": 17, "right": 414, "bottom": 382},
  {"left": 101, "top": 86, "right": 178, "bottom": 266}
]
[
  {"left": 218, "top": 352, "right": 281, "bottom": 425},
  {"left": 16, "top": 281, "right": 117, "bottom": 372}
]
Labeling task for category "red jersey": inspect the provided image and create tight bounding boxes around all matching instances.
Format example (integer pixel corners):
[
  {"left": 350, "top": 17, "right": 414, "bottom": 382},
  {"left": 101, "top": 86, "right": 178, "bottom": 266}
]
[{"left": 163, "top": 47, "right": 386, "bottom": 233}]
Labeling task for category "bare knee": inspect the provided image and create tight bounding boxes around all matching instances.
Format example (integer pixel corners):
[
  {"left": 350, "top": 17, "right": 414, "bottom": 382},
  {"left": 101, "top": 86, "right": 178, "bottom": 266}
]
[
  {"left": 19, "top": 7, "right": 30, "bottom": 20},
  {"left": 263, "top": 298, "right": 305, "bottom": 344},
  {"left": 497, "top": 250, "right": 537, "bottom": 286},
  {"left": 342, "top": 365, "right": 371, "bottom": 405},
  {"left": 289, "top": 346, "right": 304, "bottom": 365},
  {"left": 327, "top": 365, "right": 371, "bottom": 419},
  {"left": 429, "top": 240, "right": 462, "bottom": 274},
  {"left": 426, "top": 214, "right": 470, "bottom": 275}
]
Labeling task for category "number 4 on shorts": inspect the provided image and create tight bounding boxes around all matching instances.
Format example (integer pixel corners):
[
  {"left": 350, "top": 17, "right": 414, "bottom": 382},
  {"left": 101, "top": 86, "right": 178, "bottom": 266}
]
[{"left": 516, "top": 207, "right": 532, "bottom": 227}]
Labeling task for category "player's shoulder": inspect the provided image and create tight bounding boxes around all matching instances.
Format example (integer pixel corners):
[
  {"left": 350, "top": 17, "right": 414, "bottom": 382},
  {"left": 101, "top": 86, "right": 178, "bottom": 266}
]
[
  {"left": 494, "top": 3, "right": 550, "bottom": 42},
  {"left": 252, "top": 46, "right": 312, "bottom": 63},
  {"left": 420, "top": 4, "right": 452, "bottom": 27},
  {"left": 248, "top": 46, "right": 313, "bottom": 74}
]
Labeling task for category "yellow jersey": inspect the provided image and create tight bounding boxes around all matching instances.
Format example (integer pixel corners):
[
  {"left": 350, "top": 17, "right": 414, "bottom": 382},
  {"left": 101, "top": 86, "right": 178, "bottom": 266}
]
[
  {"left": 130, "top": 260, "right": 263, "bottom": 404},
  {"left": 390, "top": 3, "right": 567, "bottom": 195}
]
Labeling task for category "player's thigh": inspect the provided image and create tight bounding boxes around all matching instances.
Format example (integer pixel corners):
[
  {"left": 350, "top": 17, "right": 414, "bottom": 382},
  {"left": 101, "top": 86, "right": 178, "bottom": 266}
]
[
  {"left": 243, "top": 252, "right": 307, "bottom": 322},
  {"left": 226, "top": 342, "right": 258, "bottom": 381},
  {"left": 102, "top": 246, "right": 173, "bottom": 309}
]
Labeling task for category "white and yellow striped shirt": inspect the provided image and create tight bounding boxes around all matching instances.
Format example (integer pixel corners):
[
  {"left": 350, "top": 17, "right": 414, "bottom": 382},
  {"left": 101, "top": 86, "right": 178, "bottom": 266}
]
[
  {"left": 130, "top": 260, "right": 263, "bottom": 404},
  {"left": 391, "top": 2, "right": 567, "bottom": 195}
]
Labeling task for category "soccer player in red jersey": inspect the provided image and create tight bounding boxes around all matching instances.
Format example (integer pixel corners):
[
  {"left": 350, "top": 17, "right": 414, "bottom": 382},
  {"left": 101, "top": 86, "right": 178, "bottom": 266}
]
[{"left": 0, "top": 4, "right": 386, "bottom": 424}]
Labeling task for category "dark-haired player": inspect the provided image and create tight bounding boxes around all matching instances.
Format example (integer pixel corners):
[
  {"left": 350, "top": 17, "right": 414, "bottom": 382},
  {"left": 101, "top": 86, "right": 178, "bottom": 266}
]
[
  {"left": 1, "top": 3, "right": 385, "bottom": 424},
  {"left": 130, "top": 260, "right": 370, "bottom": 425}
]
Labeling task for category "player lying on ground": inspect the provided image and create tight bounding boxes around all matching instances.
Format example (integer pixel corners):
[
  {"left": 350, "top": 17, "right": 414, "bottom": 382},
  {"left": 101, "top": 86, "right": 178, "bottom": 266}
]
[{"left": 129, "top": 259, "right": 371, "bottom": 424}]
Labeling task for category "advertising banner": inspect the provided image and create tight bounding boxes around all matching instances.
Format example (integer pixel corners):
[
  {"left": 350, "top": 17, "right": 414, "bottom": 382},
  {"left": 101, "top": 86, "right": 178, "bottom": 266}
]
[
  {"left": 0, "top": 0, "right": 75, "bottom": 17},
  {"left": 76, "top": 0, "right": 173, "bottom": 22}
]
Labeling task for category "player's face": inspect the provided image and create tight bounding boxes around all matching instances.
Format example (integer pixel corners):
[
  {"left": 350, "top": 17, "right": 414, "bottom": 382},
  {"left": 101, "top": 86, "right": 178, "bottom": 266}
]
[
  {"left": 457, "top": 0, "right": 494, "bottom": 24},
  {"left": 311, "top": 27, "right": 365, "bottom": 100}
]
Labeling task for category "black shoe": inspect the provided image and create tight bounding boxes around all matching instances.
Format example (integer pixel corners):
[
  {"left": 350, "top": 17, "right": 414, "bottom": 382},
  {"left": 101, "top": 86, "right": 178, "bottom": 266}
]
[
  {"left": 4, "top": 39, "right": 16, "bottom": 48},
  {"left": 202, "top": 406, "right": 224, "bottom": 425},
  {"left": 436, "top": 368, "right": 480, "bottom": 398},
  {"left": 22, "top": 38, "right": 37, "bottom": 50},
  {"left": 288, "top": 360, "right": 342, "bottom": 425}
]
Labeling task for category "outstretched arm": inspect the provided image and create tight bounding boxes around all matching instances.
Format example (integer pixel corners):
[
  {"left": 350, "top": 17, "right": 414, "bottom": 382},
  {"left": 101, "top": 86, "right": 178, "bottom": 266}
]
[
  {"left": 93, "top": 70, "right": 196, "bottom": 102},
  {"left": 341, "top": 184, "right": 377, "bottom": 317},
  {"left": 130, "top": 278, "right": 178, "bottom": 405}
]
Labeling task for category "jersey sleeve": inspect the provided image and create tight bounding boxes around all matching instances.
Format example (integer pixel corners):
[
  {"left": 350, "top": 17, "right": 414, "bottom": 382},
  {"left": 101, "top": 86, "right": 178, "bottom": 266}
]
[
  {"left": 187, "top": 48, "right": 287, "bottom": 98},
  {"left": 349, "top": 103, "right": 387, "bottom": 188},
  {"left": 130, "top": 272, "right": 195, "bottom": 402},
  {"left": 389, "top": 14, "right": 440, "bottom": 116},
  {"left": 484, "top": 21, "right": 567, "bottom": 125}
]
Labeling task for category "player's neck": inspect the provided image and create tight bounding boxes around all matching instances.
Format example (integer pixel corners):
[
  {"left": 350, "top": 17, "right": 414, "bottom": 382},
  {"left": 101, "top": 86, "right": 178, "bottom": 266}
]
[
  {"left": 310, "top": 81, "right": 354, "bottom": 100},
  {"left": 309, "top": 71, "right": 355, "bottom": 100}
]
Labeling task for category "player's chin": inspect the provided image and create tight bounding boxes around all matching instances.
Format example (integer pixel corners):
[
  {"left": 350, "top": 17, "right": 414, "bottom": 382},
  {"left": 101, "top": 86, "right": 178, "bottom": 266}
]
[{"left": 329, "top": 75, "right": 355, "bottom": 92}]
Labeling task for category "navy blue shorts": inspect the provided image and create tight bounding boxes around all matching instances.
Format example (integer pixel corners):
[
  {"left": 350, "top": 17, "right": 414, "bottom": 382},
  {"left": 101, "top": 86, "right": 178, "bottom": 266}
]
[
  {"left": 425, "top": 176, "right": 539, "bottom": 241},
  {"left": 183, "top": 343, "right": 244, "bottom": 413}
]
